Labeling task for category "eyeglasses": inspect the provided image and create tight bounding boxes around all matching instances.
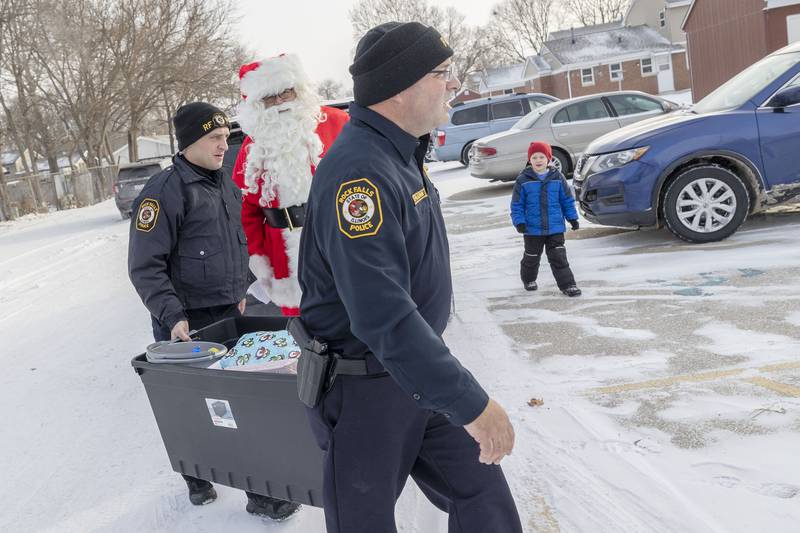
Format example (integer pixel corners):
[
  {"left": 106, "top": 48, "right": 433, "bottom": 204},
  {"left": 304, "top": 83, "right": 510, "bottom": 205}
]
[
  {"left": 429, "top": 67, "right": 454, "bottom": 81},
  {"left": 262, "top": 88, "right": 296, "bottom": 106}
]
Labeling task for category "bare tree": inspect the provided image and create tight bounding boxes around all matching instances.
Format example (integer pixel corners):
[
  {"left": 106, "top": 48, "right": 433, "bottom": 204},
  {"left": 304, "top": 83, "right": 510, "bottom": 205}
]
[
  {"left": 107, "top": 0, "right": 243, "bottom": 161},
  {"left": 486, "top": 0, "right": 562, "bottom": 64},
  {"left": 348, "top": 0, "right": 495, "bottom": 82},
  {"left": 563, "top": 0, "right": 629, "bottom": 27},
  {"left": 318, "top": 79, "right": 345, "bottom": 100}
]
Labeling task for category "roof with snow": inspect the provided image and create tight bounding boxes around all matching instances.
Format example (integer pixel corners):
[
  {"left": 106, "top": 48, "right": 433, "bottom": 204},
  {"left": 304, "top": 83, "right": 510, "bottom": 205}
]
[
  {"left": 549, "top": 21, "right": 623, "bottom": 41},
  {"left": 543, "top": 24, "right": 675, "bottom": 66},
  {"left": 476, "top": 57, "right": 552, "bottom": 93},
  {"left": 1, "top": 152, "right": 20, "bottom": 165}
]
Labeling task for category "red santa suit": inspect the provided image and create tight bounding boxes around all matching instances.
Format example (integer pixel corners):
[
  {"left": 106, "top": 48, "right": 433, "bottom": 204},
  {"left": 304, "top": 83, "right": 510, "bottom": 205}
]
[{"left": 231, "top": 55, "right": 348, "bottom": 316}]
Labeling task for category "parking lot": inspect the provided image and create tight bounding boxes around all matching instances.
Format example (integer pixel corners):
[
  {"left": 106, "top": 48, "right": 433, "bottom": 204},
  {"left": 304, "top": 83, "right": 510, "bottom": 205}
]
[
  {"left": 433, "top": 161, "right": 800, "bottom": 532},
  {"left": 1, "top": 161, "right": 798, "bottom": 532}
]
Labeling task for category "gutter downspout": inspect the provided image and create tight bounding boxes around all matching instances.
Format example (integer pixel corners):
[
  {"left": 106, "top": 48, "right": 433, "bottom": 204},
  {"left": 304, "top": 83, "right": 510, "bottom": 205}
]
[{"left": 567, "top": 70, "right": 573, "bottom": 98}]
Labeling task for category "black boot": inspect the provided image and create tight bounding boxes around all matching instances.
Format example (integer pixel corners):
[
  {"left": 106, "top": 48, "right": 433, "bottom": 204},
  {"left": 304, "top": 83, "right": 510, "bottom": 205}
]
[
  {"left": 562, "top": 285, "right": 582, "bottom": 297},
  {"left": 246, "top": 493, "right": 301, "bottom": 522},
  {"left": 184, "top": 476, "right": 217, "bottom": 506},
  {"left": 524, "top": 281, "right": 538, "bottom": 291}
]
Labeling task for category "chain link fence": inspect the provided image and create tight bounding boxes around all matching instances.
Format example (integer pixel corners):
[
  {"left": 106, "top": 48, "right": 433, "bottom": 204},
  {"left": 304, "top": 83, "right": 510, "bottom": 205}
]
[{"left": 1, "top": 165, "right": 118, "bottom": 220}]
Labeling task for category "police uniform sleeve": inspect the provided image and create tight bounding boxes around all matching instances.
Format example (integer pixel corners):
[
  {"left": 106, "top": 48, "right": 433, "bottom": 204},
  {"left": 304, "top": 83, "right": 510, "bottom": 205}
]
[
  {"left": 317, "top": 175, "right": 489, "bottom": 426},
  {"left": 127, "top": 179, "right": 186, "bottom": 329}
]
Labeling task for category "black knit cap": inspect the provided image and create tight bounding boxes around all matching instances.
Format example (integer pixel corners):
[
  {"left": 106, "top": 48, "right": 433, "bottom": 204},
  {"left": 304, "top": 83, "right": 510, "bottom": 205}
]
[
  {"left": 173, "top": 102, "right": 231, "bottom": 151},
  {"left": 350, "top": 21, "right": 454, "bottom": 107}
]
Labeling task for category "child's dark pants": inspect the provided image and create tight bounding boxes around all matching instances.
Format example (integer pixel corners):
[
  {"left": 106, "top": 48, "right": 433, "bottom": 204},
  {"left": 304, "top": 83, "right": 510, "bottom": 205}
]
[{"left": 521, "top": 233, "right": 576, "bottom": 289}]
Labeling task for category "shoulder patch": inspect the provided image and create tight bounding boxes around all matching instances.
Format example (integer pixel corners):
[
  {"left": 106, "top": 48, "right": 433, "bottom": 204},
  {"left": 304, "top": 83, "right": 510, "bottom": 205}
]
[
  {"left": 336, "top": 178, "right": 383, "bottom": 239},
  {"left": 135, "top": 198, "right": 160, "bottom": 232}
]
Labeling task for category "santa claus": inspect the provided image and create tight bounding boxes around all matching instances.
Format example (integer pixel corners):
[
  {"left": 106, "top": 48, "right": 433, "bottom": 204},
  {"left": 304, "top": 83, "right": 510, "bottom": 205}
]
[{"left": 232, "top": 54, "right": 349, "bottom": 316}]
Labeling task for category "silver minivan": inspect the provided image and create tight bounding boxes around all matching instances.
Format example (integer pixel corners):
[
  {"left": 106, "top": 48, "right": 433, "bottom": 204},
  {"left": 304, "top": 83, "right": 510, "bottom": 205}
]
[{"left": 469, "top": 91, "right": 680, "bottom": 180}]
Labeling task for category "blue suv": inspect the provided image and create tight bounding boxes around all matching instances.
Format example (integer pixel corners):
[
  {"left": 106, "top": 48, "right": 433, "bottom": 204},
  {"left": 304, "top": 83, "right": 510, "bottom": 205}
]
[
  {"left": 575, "top": 41, "right": 800, "bottom": 243},
  {"left": 433, "top": 93, "right": 558, "bottom": 165}
]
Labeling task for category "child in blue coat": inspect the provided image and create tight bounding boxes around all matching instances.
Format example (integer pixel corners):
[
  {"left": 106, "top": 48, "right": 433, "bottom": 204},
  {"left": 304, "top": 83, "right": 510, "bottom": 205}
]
[{"left": 510, "top": 141, "right": 581, "bottom": 297}]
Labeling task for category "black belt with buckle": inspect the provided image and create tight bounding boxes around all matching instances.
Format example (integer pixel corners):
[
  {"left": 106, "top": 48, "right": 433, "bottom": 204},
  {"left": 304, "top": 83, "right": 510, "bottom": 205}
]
[{"left": 262, "top": 204, "right": 306, "bottom": 230}]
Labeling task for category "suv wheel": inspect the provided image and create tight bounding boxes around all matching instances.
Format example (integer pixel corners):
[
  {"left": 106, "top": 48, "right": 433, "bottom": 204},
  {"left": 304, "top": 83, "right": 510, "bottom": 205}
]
[
  {"left": 460, "top": 142, "right": 474, "bottom": 166},
  {"left": 663, "top": 166, "right": 749, "bottom": 243}
]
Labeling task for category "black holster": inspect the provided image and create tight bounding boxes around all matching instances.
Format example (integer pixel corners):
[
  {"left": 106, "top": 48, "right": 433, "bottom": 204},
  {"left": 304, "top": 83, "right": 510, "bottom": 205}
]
[{"left": 288, "top": 318, "right": 370, "bottom": 408}]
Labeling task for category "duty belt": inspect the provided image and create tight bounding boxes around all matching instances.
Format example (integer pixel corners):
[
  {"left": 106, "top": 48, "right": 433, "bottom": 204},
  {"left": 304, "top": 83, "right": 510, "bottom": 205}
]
[{"left": 262, "top": 204, "right": 306, "bottom": 230}]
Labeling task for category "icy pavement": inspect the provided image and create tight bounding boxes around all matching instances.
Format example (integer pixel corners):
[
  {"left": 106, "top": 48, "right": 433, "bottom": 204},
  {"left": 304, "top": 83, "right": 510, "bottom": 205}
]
[{"left": 0, "top": 161, "right": 798, "bottom": 532}]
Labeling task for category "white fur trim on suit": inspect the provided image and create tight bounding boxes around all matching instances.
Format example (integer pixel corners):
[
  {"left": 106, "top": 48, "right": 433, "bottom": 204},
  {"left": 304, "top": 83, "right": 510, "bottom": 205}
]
[
  {"left": 239, "top": 54, "right": 310, "bottom": 103},
  {"left": 245, "top": 233, "right": 303, "bottom": 308},
  {"left": 269, "top": 229, "right": 302, "bottom": 308}
]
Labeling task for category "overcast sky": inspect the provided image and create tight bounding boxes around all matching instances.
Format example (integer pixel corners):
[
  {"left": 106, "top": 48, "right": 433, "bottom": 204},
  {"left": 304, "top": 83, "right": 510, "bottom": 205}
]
[{"left": 234, "top": 0, "right": 496, "bottom": 89}]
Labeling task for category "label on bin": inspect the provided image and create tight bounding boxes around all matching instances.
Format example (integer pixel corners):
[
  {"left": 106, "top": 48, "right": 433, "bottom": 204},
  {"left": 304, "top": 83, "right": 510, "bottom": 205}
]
[{"left": 205, "top": 398, "right": 237, "bottom": 429}]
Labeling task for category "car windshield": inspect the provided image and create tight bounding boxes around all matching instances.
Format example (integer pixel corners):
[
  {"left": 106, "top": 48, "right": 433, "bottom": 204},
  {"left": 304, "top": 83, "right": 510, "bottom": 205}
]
[
  {"left": 118, "top": 165, "right": 160, "bottom": 181},
  {"left": 693, "top": 51, "right": 800, "bottom": 113}
]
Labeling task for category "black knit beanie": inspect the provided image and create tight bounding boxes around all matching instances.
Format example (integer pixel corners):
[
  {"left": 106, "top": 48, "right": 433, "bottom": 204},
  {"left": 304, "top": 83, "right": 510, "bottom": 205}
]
[
  {"left": 174, "top": 102, "right": 230, "bottom": 151},
  {"left": 350, "top": 21, "right": 454, "bottom": 107}
]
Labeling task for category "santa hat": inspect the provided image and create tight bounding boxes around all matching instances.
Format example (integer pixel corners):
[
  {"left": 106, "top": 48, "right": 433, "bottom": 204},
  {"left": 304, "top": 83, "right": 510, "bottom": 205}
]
[
  {"left": 238, "top": 54, "right": 310, "bottom": 102},
  {"left": 527, "top": 141, "right": 552, "bottom": 162}
]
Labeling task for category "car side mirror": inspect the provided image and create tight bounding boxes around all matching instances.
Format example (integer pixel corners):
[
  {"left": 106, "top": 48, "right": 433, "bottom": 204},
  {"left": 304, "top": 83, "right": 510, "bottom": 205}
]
[{"left": 767, "top": 86, "right": 800, "bottom": 110}]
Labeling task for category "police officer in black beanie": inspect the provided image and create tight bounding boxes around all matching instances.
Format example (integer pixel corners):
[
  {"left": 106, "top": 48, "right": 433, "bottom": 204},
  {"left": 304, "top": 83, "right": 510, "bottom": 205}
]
[
  {"left": 128, "top": 103, "right": 300, "bottom": 521},
  {"left": 297, "top": 22, "right": 523, "bottom": 533}
]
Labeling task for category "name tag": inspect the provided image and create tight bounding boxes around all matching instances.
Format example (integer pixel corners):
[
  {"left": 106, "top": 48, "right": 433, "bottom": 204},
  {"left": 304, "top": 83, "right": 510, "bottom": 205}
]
[{"left": 412, "top": 188, "right": 428, "bottom": 205}]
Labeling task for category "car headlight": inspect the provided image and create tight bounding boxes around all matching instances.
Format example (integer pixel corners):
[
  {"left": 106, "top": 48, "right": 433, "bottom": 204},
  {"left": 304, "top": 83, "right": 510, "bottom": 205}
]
[{"left": 589, "top": 147, "right": 649, "bottom": 173}]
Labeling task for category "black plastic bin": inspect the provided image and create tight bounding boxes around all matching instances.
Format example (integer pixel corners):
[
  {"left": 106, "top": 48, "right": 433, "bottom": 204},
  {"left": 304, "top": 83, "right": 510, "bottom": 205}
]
[{"left": 131, "top": 316, "right": 324, "bottom": 507}]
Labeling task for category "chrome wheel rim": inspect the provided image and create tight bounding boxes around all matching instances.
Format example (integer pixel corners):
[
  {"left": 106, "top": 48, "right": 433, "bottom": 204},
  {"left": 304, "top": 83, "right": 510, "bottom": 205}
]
[
  {"left": 675, "top": 177, "right": 737, "bottom": 233},
  {"left": 552, "top": 157, "right": 562, "bottom": 172}
]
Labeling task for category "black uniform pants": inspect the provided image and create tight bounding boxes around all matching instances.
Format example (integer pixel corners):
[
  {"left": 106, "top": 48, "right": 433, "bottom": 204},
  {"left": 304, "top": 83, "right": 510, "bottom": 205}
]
[
  {"left": 521, "top": 233, "right": 576, "bottom": 289},
  {"left": 306, "top": 374, "right": 522, "bottom": 533},
  {"left": 151, "top": 304, "right": 289, "bottom": 507}
]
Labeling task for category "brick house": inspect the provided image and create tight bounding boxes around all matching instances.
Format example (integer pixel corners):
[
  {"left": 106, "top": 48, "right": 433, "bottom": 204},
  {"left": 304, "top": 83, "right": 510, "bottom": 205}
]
[
  {"left": 682, "top": 0, "right": 800, "bottom": 100},
  {"left": 537, "top": 24, "right": 690, "bottom": 99},
  {"left": 467, "top": 10, "right": 691, "bottom": 102}
]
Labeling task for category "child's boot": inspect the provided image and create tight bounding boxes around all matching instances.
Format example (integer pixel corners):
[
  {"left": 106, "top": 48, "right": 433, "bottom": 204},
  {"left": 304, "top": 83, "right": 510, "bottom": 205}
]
[{"left": 562, "top": 285, "right": 581, "bottom": 297}]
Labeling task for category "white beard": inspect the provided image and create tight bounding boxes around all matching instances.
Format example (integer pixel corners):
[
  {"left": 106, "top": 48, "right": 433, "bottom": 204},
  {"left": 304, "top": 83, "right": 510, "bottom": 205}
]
[{"left": 238, "top": 98, "right": 323, "bottom": 208}]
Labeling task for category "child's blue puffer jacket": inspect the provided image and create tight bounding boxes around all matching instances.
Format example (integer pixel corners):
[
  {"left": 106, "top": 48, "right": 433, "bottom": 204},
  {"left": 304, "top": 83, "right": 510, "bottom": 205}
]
[{"left": 510, "top": 167, "right": 578, "bottom": 235}]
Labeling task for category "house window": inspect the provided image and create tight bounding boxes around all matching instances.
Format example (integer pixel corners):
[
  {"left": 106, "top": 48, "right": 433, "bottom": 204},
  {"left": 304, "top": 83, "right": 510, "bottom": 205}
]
[
  {"left": 609, "top": 63, "right": 623, "bottom": 81},
  {"left": 659, "top": 10, "right": 666, "bottom": 28},
  {"left": 581, "top": 67, "right": 594, "bottom": 86},
  {"left": 788, "top": 14, "right": 800, "bottom": 44},
  {"left": 641, "top": 57, "right": 654, "bottom": 76},
  {"left": 504, "top": 88, "right": 514, "bottom": 95}
]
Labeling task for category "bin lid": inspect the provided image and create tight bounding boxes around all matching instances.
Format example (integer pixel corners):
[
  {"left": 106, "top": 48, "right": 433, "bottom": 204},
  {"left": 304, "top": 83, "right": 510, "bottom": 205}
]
[{"left": 145, "top": 340, "right": 228, "bottom": 364}]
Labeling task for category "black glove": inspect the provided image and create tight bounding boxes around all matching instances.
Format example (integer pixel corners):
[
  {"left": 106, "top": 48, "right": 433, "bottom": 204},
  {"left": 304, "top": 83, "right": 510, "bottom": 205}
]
[
  {"left": 569, "top": 219, "right": 580, "bottom": 231},
  {"left": 515, "top": 223, "right": 527, "bottom": 234}
]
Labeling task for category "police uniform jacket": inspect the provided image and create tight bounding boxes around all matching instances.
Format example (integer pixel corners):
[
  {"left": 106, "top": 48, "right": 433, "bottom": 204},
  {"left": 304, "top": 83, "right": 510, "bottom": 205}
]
[
  {"left": 128, "top": 154, "right": 249, "bottom": 329},
  {"left": 298, "top": 104, "right": 489, "bottom": 426}
]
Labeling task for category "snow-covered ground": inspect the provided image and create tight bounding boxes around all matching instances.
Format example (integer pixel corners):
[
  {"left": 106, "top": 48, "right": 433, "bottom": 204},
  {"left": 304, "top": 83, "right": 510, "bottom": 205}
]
[{"left": 2, "top": 162, "right": 799, "bottom": 532}]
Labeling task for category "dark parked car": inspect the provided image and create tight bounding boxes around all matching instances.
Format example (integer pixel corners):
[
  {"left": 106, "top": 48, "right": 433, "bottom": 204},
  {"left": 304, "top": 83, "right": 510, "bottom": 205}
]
[
  {"left": 575, "top": 41, "right": 800, "bottom": 243},
  {"left": 113, "top": 158, "right": 171, "bottom": 219}
]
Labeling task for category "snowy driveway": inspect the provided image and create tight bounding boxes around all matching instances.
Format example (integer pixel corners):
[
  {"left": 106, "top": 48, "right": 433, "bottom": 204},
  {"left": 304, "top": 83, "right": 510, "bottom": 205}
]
[
  {"left": 437, "top": 162, "right": 800, "bottom": 532},
  {"left": 1, "top": 161, "right": 798, "bottom": 532}
]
